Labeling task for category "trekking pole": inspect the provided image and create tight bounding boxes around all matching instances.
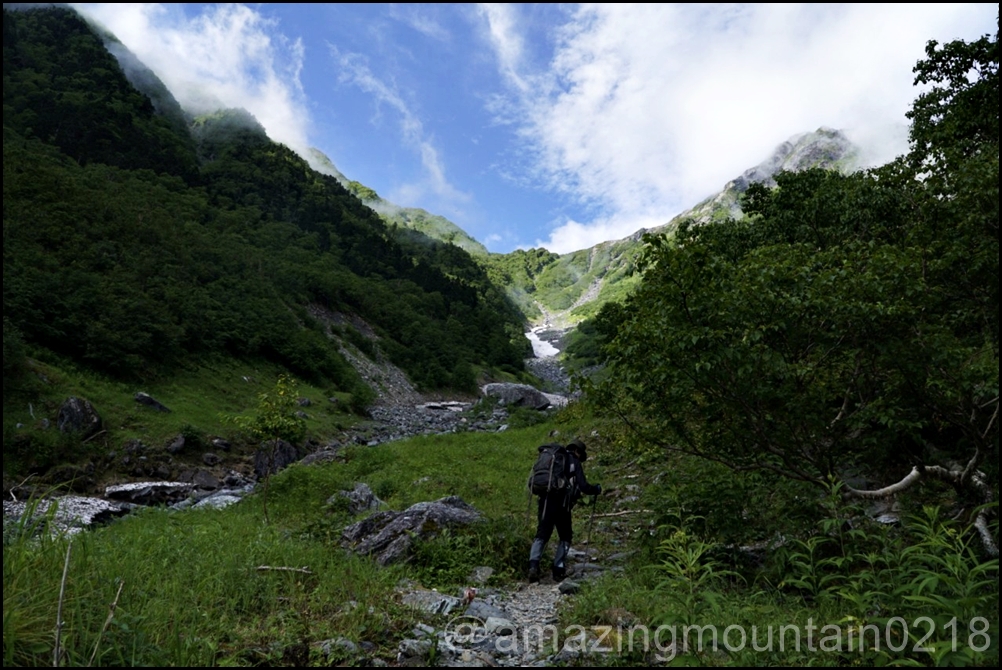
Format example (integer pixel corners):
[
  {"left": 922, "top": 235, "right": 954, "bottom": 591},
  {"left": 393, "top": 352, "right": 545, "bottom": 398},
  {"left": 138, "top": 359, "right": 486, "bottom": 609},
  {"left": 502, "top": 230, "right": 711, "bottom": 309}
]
[{"left": 584, "top": 494, "right": 598, "bottom": 545}]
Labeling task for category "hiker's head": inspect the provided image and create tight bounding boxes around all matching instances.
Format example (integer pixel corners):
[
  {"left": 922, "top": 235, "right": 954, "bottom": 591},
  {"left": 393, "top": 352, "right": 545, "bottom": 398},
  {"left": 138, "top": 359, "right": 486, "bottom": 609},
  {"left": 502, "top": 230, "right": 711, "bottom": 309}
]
[{"left": 567, "top": 439, "right": 587, "bottom": 461}]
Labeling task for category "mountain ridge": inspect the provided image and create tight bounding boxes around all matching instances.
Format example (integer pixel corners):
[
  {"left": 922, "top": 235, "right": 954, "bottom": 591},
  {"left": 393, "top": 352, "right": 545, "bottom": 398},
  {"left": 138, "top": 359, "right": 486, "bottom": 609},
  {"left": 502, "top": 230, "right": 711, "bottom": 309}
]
[
  {"left": 312, "top": 126, "right": 861, "bottom": 330},
  {"left": 488, "top": 127, "right": 862, "bottom": 328}
]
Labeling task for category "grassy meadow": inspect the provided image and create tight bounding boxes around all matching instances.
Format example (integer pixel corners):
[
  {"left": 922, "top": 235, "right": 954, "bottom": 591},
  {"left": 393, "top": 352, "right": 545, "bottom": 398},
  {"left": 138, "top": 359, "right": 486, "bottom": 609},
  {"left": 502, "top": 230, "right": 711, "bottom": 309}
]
[{"left": 5, "top": 399, "right": 998, "bottom": 666}]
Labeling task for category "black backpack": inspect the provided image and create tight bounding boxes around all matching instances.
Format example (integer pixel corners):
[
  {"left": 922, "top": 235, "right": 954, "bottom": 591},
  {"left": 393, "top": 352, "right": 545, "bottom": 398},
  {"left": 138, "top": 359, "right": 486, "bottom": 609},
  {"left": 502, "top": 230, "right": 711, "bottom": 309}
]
[{"left": 528, "top": 443, "right": 571, "bottom": 496}]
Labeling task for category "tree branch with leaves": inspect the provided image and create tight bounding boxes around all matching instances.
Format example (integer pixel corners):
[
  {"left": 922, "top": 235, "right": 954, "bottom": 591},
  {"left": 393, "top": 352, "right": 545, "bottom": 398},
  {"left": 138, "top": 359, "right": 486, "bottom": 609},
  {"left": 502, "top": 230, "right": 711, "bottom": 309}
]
[{"left": 230, "top": 374, "right": 307, "bottom": 524}]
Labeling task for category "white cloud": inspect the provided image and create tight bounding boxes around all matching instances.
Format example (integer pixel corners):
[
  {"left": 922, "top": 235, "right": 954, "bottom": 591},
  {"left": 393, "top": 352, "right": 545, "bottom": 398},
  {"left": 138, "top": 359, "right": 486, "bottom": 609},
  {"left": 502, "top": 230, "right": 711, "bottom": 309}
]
[
  {"left": 388, "top": 5, "right": 451, "bottom": 42},
  {"left": 477, "top": 3, "right": 533, "bottom": 94},
  {"left": 74, "top": 3, "right": 311, "bottom": 152},
  {"left": 329, "top": 45, "right": 471, "bottom": 210},
  {"left": 480, "top": 3, "right": 997, "bottom": 253}
]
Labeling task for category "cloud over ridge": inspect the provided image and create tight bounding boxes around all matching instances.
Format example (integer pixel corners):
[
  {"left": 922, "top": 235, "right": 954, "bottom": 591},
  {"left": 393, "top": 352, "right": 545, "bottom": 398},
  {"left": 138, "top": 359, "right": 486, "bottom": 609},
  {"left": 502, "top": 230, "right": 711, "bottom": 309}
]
[
  {"left": 479, "top": 3, "right": 996, "bottom": 253},
  {"left": 76, "top": 3, "right": 311, "bottom": 152}
]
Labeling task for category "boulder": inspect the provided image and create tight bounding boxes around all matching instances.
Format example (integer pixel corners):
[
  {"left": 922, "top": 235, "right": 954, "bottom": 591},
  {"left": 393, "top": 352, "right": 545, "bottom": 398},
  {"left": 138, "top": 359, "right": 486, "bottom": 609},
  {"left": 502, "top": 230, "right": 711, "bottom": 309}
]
[
  {"left": 56, "top": 397, "right": 102, "bottom": 438},
  {"left": 210, "top": 437, "right": 231, "bottom": 452},
  {"left": 465, "top": 598, "right": 507, "bottom": 622},
  {"left": 480, "top": 383, "right": 551, "bottom": 410},
  {"left": 166, "top": 435, "right": 185, "bottom": 454},
  {"left": 134, "top": 392, "right": 171, "bottom": 413},
  {"left": 342, "top": 496, "right": 481, "bottom": 565},
  {"left": 191, "top": 470, "right": 220, "bottom": 490},
  {"left": 105, "top": 481, "right": 192, "bottom": 505},
  {"left": 253, "top": 440, "right": 300, "bottom": 478},
  {"left": 330, "top": 482, "right": 383, "bottom": 515}
]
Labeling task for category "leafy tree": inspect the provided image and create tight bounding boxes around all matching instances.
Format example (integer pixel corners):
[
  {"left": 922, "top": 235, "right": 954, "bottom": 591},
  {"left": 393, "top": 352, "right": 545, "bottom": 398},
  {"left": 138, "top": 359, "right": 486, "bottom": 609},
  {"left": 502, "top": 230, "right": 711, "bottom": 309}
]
[
  {"left": 592, "top": 24, "right": 998, "bottom": 554},
  {"left": 231, "top": 374, "right": 306, "bottom": 524},
  {"left": 233, "top": 374, "right": 307, "bottom": 447}
]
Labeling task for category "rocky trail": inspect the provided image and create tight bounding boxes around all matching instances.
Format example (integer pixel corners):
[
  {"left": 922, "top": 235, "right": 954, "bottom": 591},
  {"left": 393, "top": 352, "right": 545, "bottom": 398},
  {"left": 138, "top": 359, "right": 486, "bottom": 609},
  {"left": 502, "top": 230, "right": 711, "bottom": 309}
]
[
  {"left": 393, "top": 543, "right": 638, "bottom": 667},
  {"left": 333, "top": 323, "right": 652, "bottom": 666}
]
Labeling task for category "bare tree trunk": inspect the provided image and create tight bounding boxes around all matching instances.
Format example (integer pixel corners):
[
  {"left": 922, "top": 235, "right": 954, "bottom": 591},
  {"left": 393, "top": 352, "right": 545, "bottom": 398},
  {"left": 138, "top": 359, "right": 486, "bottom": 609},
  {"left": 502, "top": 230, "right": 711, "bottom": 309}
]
[{"left": 843, "top": 464, "right": 998, "bottom": 557}]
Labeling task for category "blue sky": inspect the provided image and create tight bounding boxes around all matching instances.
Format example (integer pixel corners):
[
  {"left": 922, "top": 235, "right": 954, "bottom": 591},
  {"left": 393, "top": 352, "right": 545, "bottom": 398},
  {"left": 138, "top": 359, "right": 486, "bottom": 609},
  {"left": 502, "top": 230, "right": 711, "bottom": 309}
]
[{"left": 77, "top": 4, "right": 996, "bottom": 254}]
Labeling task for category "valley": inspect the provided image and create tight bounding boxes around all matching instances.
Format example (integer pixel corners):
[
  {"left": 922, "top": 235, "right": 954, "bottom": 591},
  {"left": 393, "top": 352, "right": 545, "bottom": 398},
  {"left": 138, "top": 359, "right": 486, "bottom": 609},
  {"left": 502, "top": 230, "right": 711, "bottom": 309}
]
[{"left": 3, "top": 5, "right": 997, "bottom": 668}]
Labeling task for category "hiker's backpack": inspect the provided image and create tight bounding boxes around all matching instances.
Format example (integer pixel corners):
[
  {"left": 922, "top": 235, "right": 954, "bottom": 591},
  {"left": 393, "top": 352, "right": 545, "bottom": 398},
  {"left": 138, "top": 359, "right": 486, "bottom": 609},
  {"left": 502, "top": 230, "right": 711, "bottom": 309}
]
[{"left": 528, "top": 443, "right": 571, "bottom": 496}]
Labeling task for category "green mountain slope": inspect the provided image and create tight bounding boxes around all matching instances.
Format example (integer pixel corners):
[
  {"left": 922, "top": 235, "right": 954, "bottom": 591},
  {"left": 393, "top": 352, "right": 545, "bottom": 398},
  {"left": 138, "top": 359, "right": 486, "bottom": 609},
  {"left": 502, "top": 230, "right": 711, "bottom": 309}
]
[
  {"left": 2, "top": 5, "right": 528, "bottom": 401},
  {"left": 306, "top": 148, "right": 490, "bottom": 258},
  {"left": 484, "top": 128, "right": 860, "bottom": 328}
]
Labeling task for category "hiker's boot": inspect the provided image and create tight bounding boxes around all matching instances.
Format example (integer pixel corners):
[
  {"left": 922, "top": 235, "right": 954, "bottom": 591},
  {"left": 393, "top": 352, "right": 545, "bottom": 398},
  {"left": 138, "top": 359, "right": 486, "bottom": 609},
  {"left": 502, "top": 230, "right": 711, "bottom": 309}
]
[
  {"left": 528, "top": 561, "right": 540, "bottom": 584},
  {"left": 551, "top": 565, "right": 566, "bottom": 582}
]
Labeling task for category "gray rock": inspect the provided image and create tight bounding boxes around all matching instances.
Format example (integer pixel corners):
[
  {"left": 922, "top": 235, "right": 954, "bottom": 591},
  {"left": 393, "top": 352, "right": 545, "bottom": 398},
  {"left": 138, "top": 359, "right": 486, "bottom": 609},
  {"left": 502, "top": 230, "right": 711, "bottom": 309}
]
[
  {"left": 401, "top": 589, "right": 462, "bottom": 615},
  {"left": 484, "top": 616, "right": 516, "bottom": 636},
  {"left": 105, "top": 481, "right": 192, "bottom": 506},
  {"left": 342, "top": 496, "right": 481, "bottom": 565},
  {"left": 191, "top": 470, "right": 220, "bottom": 490},
  {"left": 558, "top": 580, "right": 582, "bottom": 595},
  {"left": 222, "top": 472, "right": 246, "bottom": 487},
  {"left": 56, "top": 397, "right": 102, "bottom": 438},
  {"left": 297, "top": 397, "right": 312, "bottom": 407},
  {"left": 319, "top": 637, "right": 358, "bottom": 659},
  {"left": 465, "top": 598, "right": 507, "bottom": 622},
  {"left": 253, "top": 440, "right": 300, "bottom": 478},
  {"left": 134, "top": 392, "right": 171, "bottom": 413},
  {"left": 572, "top": 562, "right": 604, "bottom": 574},
  {"left": 210, "top": 437, "right": 231, "bottom": 452},
  {"left": 398, "top": 638, "right": 434, "bottom": 660},
  {"left": 469, "top": 566, "right": 494, "bottom": 585},
  {"left": 202, "top": 452, "right": 221, "bottom": 466},
  {"left": 331, "top": 483, "right": 383, "bottom": 515},
  {"left": 166, "top": 435, "right": 185, "bottom": 454},
  {"left": 480, "top": 383, "right": 551, "bottom": 410},
  {"left": 412, "top": 623, "right": 437, "bottom": 637},
  {"left": 191, "top": 493, "right": 244, "bottom": 510}
]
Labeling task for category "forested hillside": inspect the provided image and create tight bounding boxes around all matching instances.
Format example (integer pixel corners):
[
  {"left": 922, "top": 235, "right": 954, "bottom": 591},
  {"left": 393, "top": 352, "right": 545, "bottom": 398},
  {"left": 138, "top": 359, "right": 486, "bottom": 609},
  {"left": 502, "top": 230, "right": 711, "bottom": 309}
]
[
  {"left": 3, "top": 6, "right": 528, "bottom": 404},
  {"left": 589, "top": 21, "right": 998, "bottom": 546}
]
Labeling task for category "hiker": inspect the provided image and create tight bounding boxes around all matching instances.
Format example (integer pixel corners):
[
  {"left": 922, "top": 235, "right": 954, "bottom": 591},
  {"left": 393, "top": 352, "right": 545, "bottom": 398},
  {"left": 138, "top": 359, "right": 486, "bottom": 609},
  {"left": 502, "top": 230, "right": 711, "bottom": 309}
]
[{"left": 528, "top": 439, "right": 601, "bottom": 583}]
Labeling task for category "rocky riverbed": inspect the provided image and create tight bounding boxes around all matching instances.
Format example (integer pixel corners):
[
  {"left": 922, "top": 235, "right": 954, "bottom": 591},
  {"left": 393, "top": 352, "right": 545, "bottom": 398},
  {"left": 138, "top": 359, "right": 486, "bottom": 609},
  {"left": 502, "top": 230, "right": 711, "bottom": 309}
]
[{"left": 3, "top": 327, "right": 577, "bottom": 535}]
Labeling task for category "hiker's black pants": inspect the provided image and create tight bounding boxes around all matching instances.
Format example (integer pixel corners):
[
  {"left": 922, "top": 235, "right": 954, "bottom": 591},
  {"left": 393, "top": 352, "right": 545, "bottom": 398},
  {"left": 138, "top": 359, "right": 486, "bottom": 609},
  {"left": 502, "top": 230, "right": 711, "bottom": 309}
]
[{"left": 535, "top": 491, "right": 572, "bottom": 545}]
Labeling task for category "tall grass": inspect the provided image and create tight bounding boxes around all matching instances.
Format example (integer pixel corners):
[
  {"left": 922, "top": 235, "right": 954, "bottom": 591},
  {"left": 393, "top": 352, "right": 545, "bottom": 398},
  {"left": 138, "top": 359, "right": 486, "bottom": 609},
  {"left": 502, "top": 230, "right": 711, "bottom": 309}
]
[
  {"left": 3, "top": 421, "right": 583, "bottom": 665},
  {"left": 561, "top": 502, "right": 999, "bottom": 666}
]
